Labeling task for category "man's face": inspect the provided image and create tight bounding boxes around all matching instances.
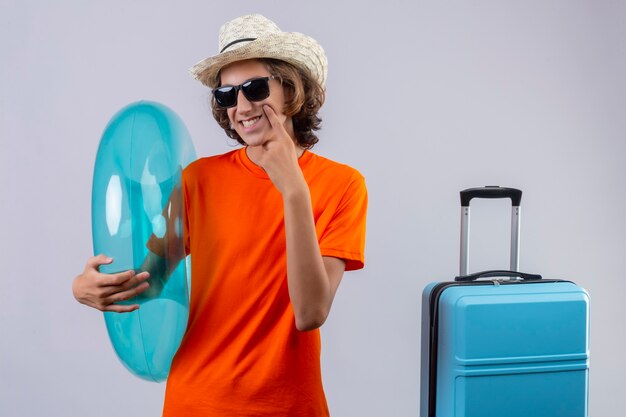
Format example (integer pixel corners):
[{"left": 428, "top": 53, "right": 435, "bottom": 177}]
[{"left": 219, "top": 59, "right": 289, "bottom": 148}]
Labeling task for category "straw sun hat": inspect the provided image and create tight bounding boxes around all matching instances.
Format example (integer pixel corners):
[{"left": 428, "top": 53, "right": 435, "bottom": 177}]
[{"left": 189, "top": 14, "right": 328, "bottom": 89}]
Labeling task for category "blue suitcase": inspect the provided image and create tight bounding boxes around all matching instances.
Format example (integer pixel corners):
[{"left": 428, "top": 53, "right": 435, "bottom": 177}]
[{"left": 420, "top": 187, "right": 590, "bottom": 417}]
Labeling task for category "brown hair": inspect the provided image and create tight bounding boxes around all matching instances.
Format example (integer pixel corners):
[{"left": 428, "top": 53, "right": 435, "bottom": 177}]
[{"left": 210, "top": 58, "right": 325, "bottom": 149}]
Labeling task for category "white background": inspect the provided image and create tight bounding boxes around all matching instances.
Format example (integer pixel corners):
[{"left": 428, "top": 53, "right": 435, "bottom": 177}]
[{"left": 1, "top": 1, "right": 624, "bottom": 416}]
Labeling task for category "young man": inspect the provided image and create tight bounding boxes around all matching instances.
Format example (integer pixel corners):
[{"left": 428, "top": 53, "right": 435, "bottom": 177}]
[{"left": 74, "top": 14, "right": 367, "bottom": 416}]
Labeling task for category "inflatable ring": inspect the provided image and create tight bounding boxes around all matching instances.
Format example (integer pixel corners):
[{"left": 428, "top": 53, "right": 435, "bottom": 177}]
[{"left": 92, "top": 101, "right": 196, "bottom": 381}]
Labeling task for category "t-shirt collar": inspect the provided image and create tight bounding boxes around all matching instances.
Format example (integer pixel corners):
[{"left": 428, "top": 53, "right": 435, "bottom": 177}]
[{"left": 237, "top": 146, "right": 313, "bottom": 179}]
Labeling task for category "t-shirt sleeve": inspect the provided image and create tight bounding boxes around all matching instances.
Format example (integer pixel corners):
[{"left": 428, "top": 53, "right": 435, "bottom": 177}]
[
  {"left": 182, "top": 173, "right": 190, "bottom": 256},
  {"left": 319, "top": 172, "right": 368, "bottom": 271}
]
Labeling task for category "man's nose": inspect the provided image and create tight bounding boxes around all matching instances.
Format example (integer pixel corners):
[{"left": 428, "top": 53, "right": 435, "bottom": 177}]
[{"left": 236, "top": 90, "right": 253, "bottom": 112}]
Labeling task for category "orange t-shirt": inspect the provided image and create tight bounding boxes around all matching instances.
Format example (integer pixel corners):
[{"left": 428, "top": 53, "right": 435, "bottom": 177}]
[{"left": 162, "top": 148, "right": 367, "bottom": 416}]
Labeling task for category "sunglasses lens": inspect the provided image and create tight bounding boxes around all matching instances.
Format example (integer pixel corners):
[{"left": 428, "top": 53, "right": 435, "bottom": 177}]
[
  {"left": 242, "top": 78, "right": 271, "bottom": 102},
  {"left": 214, "top": 87, "right": 237, "bottom": 108}
]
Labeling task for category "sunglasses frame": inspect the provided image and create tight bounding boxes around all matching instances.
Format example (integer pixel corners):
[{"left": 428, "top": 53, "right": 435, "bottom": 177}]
[{"left": 212, "top": 76, "right": 276, "bottom": 108}]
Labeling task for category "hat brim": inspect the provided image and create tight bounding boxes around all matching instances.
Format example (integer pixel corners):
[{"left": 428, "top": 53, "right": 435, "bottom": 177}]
[{"left": 189, "top": 32, "right": 327, "bottom": 89}]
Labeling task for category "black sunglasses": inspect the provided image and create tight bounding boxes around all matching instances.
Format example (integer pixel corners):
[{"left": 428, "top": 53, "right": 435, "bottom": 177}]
[{"left": 212, "top": 76, "right": 276, "bottom": 108}]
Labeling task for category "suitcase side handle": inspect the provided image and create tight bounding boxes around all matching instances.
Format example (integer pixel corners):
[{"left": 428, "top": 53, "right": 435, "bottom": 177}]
[
  {"left": 460, "top": 186, "right": 522, "bottom": 207},
  {"left": 455, "top": 269, "right": 542, "bottom": 282}
]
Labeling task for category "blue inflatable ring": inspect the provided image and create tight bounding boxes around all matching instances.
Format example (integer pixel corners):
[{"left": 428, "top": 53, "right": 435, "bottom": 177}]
[{"left": 91, "top": 101, "right": 196, "bottom": 381}]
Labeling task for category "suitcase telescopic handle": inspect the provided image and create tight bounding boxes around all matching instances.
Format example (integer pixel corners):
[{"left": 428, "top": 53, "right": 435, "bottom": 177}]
[
  {"left": 459, "top": 186, "right": 522, "bottom": 277},
  {"left": 460, "top": 186, "right": 522, "bottom": 207}
]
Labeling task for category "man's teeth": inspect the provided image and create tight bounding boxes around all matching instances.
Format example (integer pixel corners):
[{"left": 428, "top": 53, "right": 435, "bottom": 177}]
[{"left": 242, "top": 117, "right": 261, "bottom": 128}]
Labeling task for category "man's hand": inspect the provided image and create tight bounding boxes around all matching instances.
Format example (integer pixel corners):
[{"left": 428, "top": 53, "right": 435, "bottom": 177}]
[
  {"left": 256, "top": 105, "right": 307, "bottom": 196},
  {"left": 72, "top": 254, "right": 150, "bottom": 313}
]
